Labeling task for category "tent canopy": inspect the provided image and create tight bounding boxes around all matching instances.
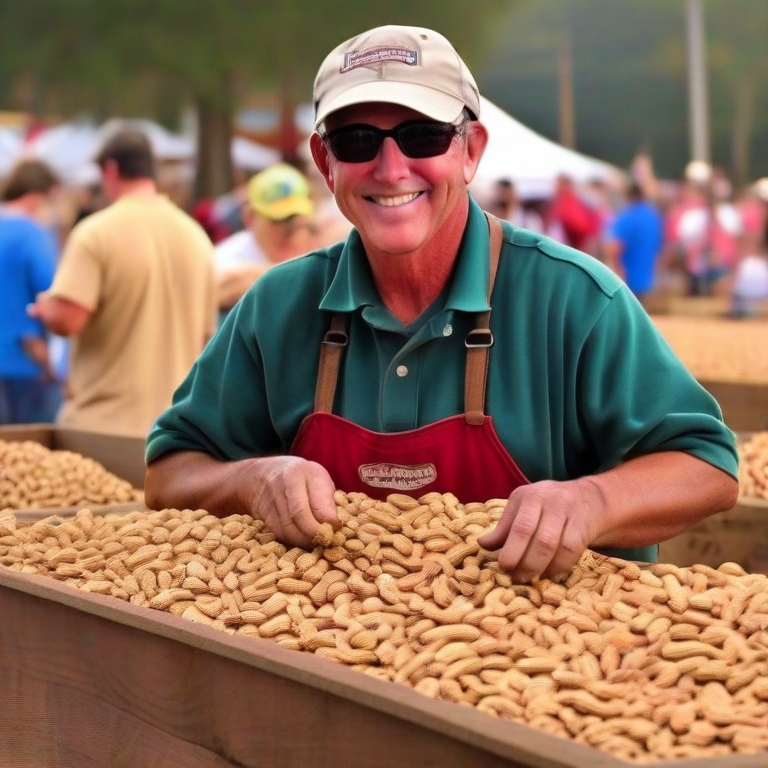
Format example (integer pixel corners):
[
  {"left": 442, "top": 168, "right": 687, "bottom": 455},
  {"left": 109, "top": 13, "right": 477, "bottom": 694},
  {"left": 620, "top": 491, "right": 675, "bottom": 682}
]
[
  {"left": 473, "top": 96, "right": 623, "bottom": 200},
  {"left": 0, "top": 120, "right": 279, "bottom": 186}
]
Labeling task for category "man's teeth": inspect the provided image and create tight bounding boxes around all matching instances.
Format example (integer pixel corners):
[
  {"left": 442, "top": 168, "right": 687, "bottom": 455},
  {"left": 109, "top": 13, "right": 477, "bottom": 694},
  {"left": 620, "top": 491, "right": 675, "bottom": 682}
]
[{"left": 372, "top": 192, "right": 420, "bottom": 207}]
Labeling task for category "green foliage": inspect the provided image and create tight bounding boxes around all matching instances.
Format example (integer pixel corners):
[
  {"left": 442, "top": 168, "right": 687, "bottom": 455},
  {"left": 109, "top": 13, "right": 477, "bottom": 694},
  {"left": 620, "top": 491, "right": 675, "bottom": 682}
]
[
  {"left": 0, "top": 0, "right": 517, "bottom": 119},
  {"left": 477, "top": 0, "right": 768, "bottom": 180}
]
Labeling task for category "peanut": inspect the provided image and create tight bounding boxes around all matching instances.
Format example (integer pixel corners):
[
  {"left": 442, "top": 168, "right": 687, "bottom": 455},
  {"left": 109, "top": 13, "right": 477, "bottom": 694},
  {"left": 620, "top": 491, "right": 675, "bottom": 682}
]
[{"left": 2, "top": 492, "right": 768, "bottom": 764}]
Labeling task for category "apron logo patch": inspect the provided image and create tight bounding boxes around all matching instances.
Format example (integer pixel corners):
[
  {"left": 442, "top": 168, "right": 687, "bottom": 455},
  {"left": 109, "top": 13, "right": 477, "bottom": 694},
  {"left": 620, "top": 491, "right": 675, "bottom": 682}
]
[
  {"left": 341, "top": 46, "right": 419, "bottom": 73},
  {"left": 358, "top": 462, "right": 436, "bottom": 491}
]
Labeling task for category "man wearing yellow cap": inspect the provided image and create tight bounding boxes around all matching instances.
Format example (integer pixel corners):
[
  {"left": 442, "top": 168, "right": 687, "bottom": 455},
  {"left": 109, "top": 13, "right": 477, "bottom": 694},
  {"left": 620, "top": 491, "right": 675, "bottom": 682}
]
[
  {"left": 214, "top": 163, "right": 316, "bottom": 318},
  {"left": 147, "top": 25, "right": 738, "bottom": 582}
]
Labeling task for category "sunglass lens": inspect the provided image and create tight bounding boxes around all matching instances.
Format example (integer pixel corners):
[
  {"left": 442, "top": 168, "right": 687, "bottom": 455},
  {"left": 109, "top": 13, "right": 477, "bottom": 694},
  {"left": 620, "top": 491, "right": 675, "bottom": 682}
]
[
  {"left": 326, "top": 122, "right": 457, "bottom": 163},
  {"left": 328, "top": 127, "right": 380, "bottom": 163},
  {"left": 399, "top": 124, "right": 455, "bottom": 158}
]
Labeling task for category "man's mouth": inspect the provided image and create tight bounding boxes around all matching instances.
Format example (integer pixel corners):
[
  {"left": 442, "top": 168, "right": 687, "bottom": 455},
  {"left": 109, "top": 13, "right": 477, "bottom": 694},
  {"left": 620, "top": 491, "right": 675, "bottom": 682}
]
[{"left": 367, "top": 192, "right": 422, "bottom": 207}]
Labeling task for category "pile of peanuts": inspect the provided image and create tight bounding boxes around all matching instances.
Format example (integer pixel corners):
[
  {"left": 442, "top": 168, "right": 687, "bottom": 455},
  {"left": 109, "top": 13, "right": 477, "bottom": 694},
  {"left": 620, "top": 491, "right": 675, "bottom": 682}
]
[
  {"left": 652, "top": 317, "right": 768, "bottom": 384},
  {"left": 738, "top": 432, "right": 768, "bottom": 501},
  {"left": 0, "top": 440, "right": 143, "bottom": 510},
  {"left": 2, "top": 490, "right": 768, "bottom": 764}
]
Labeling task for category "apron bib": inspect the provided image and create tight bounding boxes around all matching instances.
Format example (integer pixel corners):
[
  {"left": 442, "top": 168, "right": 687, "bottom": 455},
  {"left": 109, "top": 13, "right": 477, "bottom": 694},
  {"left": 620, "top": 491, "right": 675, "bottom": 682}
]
[{"left": 290, "top": 214, "right": 530, "bottom": 504}]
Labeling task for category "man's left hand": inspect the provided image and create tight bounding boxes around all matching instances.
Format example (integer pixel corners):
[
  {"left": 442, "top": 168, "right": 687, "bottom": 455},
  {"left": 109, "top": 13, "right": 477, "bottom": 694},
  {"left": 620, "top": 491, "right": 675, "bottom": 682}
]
[{"left": 477, "top": 479, "right": 599, "bottom": 582}]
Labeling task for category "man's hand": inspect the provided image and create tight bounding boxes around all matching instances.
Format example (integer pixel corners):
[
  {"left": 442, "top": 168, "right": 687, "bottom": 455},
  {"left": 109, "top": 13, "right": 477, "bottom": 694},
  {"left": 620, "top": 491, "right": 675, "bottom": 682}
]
[
  {"left": 477, "top": 479, "right": 599, "bottom": 582},
  {"left": 28, "top": 295, "right": 91, "bottom": 337},
  {"left": 244, "top": 456, "right": 340, "bottom": 549},
  {"left": 21, "top": 335, "right": 55, "bottom": 382}
]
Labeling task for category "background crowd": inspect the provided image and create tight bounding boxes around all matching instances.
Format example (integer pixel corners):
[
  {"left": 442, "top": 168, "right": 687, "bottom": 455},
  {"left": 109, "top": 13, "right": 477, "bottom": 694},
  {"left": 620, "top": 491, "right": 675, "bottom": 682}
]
[{"left": 2, "top": 125, "right": 767, "bottom": 432}]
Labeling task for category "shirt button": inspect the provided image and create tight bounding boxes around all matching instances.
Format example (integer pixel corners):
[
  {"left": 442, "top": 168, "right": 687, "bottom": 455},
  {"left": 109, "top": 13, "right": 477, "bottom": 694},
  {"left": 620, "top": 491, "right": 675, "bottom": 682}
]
[
  {"left": 443, "top": 324, "right": 453, "bottom": 337},
  {"left": 396, "top": 365, "right": 409, "bottom": 378}
]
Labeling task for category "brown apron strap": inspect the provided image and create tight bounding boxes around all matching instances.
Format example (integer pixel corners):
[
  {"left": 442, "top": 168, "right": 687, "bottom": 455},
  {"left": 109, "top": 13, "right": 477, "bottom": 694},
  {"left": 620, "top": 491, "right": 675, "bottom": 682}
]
[
  {"left": 464, "top": 213, "right": 503, "bottom": 425},
  {"left": 313, "top": 212, "right": 503, "bottom": 420},
  {"left": 314, "top": 313, "right": 348, "bottom": 413}
]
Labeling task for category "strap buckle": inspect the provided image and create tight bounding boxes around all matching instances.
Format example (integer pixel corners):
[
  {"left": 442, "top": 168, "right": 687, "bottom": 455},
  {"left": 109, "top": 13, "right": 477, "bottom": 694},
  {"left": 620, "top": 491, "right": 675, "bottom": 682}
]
[
  {"left": 464, "top": 329, "right": 494, "bottom": 349},
  {"left": 322, "top": 330, "right": 348, "bottom": 348}
]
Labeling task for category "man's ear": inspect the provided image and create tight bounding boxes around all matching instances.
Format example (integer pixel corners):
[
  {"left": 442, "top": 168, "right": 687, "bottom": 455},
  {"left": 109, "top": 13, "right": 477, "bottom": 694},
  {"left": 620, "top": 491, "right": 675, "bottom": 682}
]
[
  {"left": 100, "top": 159, "right": 118, "bottom": 181},
  {"left": 310, "top": 133, "right": 335, "bottom": 194},
  {"left": 463, "top": 121, "right": 489, "bottom": 185},
  {"left": 242, "top": 204, "right": 255, "bottom": 229}
]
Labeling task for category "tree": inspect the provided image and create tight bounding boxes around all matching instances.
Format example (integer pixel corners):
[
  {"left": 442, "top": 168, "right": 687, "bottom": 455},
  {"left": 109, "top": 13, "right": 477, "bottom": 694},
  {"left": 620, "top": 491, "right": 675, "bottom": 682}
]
[
  {"left": 705, "top": 0, "right": 768, "bottom": 185},
  {"left": 0, "top": 0, "right": 517, "bottom": 198},
  {"left": 477, "top": 0, "right": 768, "bottom": 181}
]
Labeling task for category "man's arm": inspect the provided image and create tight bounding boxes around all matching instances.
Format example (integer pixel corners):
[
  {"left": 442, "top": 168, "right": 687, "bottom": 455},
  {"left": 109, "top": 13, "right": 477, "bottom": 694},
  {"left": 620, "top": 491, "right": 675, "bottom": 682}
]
[
  {"left": 216, "top": 265, "right": 270, "bottom": 310},
  {"left": 28, "top": 296, "right": 91, "bottom": 337},
  {"left": 602, "top": 238, "right": 625, "bottom": 280},
  {"left": 478, "top": 451, "right": 738, "bottom": 582},
  {"left": 145, "top": 450, "right": 339, "bottom": 548}
]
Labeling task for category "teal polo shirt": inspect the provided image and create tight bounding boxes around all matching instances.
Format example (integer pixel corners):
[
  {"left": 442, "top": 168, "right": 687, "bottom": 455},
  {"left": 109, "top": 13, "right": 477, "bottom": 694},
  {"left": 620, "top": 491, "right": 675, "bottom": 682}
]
[{"left": 147, "top": 196, "right": 738, "bottom": 563}]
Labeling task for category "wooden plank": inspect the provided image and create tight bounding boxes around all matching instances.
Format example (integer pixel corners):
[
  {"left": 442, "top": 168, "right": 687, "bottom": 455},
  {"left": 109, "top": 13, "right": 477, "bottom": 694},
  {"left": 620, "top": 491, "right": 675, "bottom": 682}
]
[{"left": 0, "top": 568, "right": 621, "bottom": 768}]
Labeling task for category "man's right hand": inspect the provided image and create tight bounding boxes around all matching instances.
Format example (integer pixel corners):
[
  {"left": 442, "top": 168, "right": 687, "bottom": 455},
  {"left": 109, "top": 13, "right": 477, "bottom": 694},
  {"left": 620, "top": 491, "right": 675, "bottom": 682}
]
[
  {"left": 145, "top": 451, "right": 339, "bottom": 550},
  {"left": 241, "top": 455, "right": 340, "bottom": 548}
]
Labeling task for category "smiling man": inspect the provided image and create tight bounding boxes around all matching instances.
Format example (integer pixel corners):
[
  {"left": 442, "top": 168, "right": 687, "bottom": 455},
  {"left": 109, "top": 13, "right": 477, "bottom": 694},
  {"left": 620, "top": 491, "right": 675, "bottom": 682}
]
[{"left": 145, "top": 25, "right": 738, "bottom": 581}]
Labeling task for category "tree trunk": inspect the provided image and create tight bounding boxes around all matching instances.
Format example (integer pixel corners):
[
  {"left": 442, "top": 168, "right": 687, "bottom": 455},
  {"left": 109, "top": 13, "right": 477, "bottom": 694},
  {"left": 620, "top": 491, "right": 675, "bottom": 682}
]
[
  {"left": 558, "top": 31, "right": 576, "bottom": 150},
  {"left": 194, "top": 93, "right": 234, "bottom": 201},
  {"left": 731, "top": 77, "right": 753, "bottom": 188}
]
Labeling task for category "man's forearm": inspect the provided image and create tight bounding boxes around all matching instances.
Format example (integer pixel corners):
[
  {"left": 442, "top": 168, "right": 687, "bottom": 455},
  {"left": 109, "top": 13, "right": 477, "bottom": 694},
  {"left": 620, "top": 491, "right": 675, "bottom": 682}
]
[
  {"left": 585, "top": 451, "right": 738, "bottom": 549},
  {"left": 144, "top": 450, "right": 258, "bottom": 518}
]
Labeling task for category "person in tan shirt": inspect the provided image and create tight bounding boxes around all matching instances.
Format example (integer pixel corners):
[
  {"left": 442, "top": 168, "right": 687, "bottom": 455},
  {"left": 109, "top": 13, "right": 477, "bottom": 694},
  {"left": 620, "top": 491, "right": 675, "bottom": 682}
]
[{"left": 29, "top": 127, "right": 217, "bottom": 437}]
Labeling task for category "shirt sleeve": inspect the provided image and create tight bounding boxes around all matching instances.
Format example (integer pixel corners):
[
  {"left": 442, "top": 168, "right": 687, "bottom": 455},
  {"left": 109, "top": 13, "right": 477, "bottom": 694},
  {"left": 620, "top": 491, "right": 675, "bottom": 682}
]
[
  {"left": 577, "top": 287, "right": 739, "bottom": 479},
  {"left": 607, "top": 210, "right": 627, "bottom": 243},
  {"left": 48, "top": 222, "right": 102, "bottom": 311},
  {"left": 145, "top": 293, "right": 281, "bottom": 464},
  {"left": 23, "top": 226, "right": 58, "bottom": 336}
]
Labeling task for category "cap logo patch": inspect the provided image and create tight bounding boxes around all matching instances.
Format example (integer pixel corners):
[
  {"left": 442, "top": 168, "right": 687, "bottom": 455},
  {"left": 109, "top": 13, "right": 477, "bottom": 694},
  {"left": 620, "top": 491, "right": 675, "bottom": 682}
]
[{"left": 341, "top": 46, "right": 418, "bottom": 73}]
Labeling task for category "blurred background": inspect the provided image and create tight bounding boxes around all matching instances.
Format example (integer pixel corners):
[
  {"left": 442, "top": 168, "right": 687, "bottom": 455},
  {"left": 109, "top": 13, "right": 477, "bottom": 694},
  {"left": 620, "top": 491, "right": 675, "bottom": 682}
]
[
  {"left": 1, "top": 0, "right": 767, "bottom": 314},
  {"left": 0, "top": 1, "right": 765, "bottom": 194}
]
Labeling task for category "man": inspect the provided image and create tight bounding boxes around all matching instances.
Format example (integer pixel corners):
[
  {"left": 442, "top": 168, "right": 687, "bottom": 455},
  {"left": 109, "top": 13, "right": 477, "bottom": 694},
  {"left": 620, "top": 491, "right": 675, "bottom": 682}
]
[
  {"left": 487, "top": 178, "right": 543, "bottom": 233},
  {"left": 0, "top": 160, "right": 62, "bottom": 423},
  {"left": 665, "top": 164, "right": 742, "bottom": 297},
  {"left": 29, "top": 128, "right": 217, "bottom": 437},
  {"left": 145, "top": 25, "right": 738, "bottom": 582},
  {"left": 215, "top": 163, "right": 316, "bottom": 319},
  {"left": 604, "top": 182, "right": 664, "bottom": 306},
  {"left": 545, "top": 174, "right": 602, "bottom": 254}
]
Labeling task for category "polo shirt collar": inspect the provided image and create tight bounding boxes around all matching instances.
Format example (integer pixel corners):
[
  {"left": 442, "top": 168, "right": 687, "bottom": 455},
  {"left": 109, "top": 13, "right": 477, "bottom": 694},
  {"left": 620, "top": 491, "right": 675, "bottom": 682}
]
[{"left": 319, "top": 194, "right": 491, "bottom": 314}]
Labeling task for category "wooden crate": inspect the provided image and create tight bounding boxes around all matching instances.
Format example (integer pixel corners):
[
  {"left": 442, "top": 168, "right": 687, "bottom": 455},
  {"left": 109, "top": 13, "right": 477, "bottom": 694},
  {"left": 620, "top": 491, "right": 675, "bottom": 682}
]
[
  {"left": 659, "top": 496, "right": 768, "bottom": 572},
  {"left": 0, "top": 424, "right": 146, "bottom": 519},
  {"left": 1, "top": 567, "right": 764, "bottom": 768}
]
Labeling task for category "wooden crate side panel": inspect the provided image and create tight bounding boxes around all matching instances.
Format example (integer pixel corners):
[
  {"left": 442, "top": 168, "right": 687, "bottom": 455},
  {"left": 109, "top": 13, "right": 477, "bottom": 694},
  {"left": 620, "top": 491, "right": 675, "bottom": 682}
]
[{"left": 0, "top": 580, "right": 601, "bottom": 768}]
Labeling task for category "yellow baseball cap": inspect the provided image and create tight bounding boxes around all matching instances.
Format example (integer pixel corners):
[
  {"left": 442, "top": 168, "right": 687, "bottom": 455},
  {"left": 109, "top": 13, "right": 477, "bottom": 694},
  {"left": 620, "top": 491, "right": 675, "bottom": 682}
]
[
  {"left": 247, "top": 163, "right": 314, "bottom": 221},
  {"left": 313, "top": 25, "right": 480, "bottom": 129}
]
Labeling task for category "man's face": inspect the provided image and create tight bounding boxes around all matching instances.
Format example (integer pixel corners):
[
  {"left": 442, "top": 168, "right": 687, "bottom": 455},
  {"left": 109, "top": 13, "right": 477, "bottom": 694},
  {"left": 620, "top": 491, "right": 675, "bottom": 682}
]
[
  {"left": 256, "top": 214, "right": 314, "bottom": 263},
  {"left": 310, "top": 102, "right": 487, "bottom": 258}
]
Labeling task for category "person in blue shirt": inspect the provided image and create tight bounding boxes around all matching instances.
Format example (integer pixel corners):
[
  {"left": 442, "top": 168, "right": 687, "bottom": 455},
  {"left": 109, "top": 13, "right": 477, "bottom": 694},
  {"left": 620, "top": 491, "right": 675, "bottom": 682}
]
[
  {"left": 604, "top": 182, "right": 664, "bottom": 306},
  {"left": 0, "top": 159, "right": 62, "bottom": 424}
]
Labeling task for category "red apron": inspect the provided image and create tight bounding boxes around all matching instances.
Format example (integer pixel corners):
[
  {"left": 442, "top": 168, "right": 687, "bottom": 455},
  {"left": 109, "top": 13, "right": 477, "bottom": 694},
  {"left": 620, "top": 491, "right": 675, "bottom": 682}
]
[{"left": 290, "top": 215, "right": 530, "bottom": 504}]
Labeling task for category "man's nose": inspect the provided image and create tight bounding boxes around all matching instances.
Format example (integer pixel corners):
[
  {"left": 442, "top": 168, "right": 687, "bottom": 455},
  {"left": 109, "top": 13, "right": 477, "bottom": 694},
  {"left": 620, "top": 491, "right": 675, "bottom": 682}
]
[{"left": 373, "top": 137, "right": 410, "bottom": 181}]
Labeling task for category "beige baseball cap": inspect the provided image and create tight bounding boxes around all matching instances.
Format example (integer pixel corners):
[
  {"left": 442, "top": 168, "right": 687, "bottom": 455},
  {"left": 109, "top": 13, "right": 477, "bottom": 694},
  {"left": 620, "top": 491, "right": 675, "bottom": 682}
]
[{"left": 313, "top": 25, "right": 481, "bottom": 129}]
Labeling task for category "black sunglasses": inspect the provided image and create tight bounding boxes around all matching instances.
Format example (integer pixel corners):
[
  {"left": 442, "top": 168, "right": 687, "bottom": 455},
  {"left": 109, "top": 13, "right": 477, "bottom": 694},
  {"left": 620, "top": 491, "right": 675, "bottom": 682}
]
[{"left": 322, "top": 120, "right": 463, "bottom": 163}]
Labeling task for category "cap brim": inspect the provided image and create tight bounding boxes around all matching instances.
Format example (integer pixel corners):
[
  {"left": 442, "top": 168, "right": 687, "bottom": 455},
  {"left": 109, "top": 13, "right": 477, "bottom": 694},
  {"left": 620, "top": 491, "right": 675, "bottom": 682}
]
[
  {"left": 255, "top": 196, "right": 314, "bottom": 221},
  {"left": 315, "top": 81, "right": 466, "bottom": 128}
]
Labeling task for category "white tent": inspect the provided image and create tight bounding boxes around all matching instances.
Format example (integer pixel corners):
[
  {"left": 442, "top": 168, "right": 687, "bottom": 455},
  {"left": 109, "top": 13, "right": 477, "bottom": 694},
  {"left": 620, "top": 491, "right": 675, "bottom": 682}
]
[
  {"left": 0, "top": 127, "right": 23, "bottom": 177},
  {"left": 3, "top": 120, "right": 279, "bottom": 185},
  {"left": 231, "top": 136, "right": 280, "bottom": 171},
  {"left": 474, "top": 97, "right": 623, "bottom": 200}
]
